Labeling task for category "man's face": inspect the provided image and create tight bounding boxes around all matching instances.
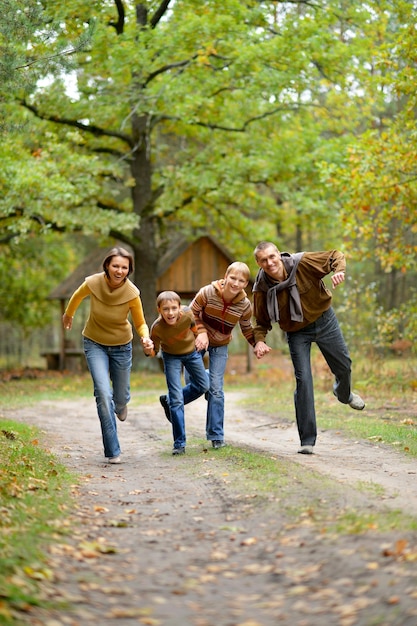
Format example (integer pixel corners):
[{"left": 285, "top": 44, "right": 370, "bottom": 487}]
[{"left": 255, "top": 246, "right": 282, "bottom": 279}]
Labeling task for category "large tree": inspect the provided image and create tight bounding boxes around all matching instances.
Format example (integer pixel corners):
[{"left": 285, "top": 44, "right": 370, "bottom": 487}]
[
  {"left": 2, "top": 0, "right": 411, "bottom": 326},
  {"left": 1, "top": 1, "right": 350, "bottom": 315}
]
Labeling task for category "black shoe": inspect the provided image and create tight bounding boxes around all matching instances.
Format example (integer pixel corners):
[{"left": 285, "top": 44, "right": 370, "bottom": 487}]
[
  {"left": 159, "top": 395, "right": 172, "bottom": 423},
  {"left": 212, "top": 440, "right": 226, "bottom": 449},
  {"left": 172, "top": 447, "right": 185, "bottom": 455}
]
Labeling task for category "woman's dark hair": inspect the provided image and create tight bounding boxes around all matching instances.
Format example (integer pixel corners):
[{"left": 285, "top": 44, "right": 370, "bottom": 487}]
[{"left": 102, "top": 247, "right": 134, "bottom": 277}]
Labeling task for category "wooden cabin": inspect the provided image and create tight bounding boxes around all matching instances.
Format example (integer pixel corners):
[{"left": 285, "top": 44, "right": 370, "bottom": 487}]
[
  {"left": 45, "top": 236, "right": 254, "bottom": 371},
  {"left": 156, "top": 235, "right": 240, "bottom": 300}
]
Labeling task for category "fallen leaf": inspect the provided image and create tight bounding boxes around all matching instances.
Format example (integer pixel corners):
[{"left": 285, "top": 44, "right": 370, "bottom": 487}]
[{"left": 240, "top": 537, "right": 257, "bottom": 546}]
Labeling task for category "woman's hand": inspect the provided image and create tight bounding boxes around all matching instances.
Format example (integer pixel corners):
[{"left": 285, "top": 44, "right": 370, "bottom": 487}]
[
  {"left": 141, "top": 337, "right": 154, "bottom": 356},
  {"left": 62, "top": 313, "right": 73, "bottom": 330}
]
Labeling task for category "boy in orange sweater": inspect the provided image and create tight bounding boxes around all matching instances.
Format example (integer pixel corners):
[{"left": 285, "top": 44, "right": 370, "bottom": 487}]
[{"left": 144, "top": 291, "right": 209, "bottom": 455}]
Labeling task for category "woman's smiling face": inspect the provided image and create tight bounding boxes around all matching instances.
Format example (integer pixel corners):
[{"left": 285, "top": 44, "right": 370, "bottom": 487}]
[{"left": 106, "top": 255, "right": 130, "bottom": 287}]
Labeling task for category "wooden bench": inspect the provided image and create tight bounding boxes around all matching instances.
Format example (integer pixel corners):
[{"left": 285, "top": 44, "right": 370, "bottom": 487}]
[{"left": 41, "top": 349, "right": 87, "bottom": 371}]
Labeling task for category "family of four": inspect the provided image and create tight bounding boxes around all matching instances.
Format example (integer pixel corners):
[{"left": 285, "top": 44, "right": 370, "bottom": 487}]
[{"left": 63, "top": 243, "right": 365, "bottom": 463}]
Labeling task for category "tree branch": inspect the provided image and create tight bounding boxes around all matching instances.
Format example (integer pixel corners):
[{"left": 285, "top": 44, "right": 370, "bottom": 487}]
[
  {"left": 109, "top": 0, "right": 125, "bottom": 34},
  {"left": 20, "top": 100, "right": 133, "bottom": 146},
  {"left": 14, "top": 47, "right": 79, "bottom": 71},
  {"left": 145, "top": 56, "right": 197, "bottom": 86},
  {"left": 150, "top": 0, "right": 173, "bottom": 28},
  {"left": 156, "top": 103, "right": 309, "bottom": 133}
]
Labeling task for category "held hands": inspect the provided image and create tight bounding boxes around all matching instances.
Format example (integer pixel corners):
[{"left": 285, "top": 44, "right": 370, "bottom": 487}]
[
  {"left": 254, "top": 341, "right": 271, "bottom": 360},
  {"left": 62, "top": 313, "right": 73, "bottom": 330},
  {"left": 141, "top": 337, "right": 154, "bottom": 355},
  {"left": 331, "top": 271, "right": 345, "bottom": 289},
  {"left": 195, "top": 331, "right": 209, "bottom": 352}
]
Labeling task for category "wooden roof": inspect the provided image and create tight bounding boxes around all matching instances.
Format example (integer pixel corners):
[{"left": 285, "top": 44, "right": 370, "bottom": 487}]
[
  {"left": 155, "top": 235, "right": 236, "bottom": 298},
  {"left": 48, "top": 236, "right": 251, "bottom": 301}
]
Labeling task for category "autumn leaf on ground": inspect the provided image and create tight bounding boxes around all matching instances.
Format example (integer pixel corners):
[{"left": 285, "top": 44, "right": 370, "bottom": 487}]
[
  {"left": 240, "top": 537, "right": 257, "bottom": 546},
  {"left": 78, "top": 540, "right": 117, "bottom": 557}
]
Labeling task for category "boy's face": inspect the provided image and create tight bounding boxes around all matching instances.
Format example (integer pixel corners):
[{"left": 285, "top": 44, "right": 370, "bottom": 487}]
[
  {"left": 223, "top": 270, "right": 248, "bottom": 299},
  {"left": 158, "top": 300, "right": 181, "bottom": 325}
]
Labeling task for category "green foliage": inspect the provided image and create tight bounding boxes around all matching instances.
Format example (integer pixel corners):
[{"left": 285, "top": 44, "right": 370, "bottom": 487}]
[
  {"left": 0, "top": 129, "right": 138, "bottom": 244},
  {"left": 0, "top": 235, "right": 92, "bottom": 333},
  {"left": 0, "top": 0, "right": 416, "bottom": 340},
  {"left": 374, "top": 290, "right": 417, "bottom": 351},
  {"left": 5, "top": 0, "right": 390, "bottom": 248},
  {"left": 318, "top": 0, "right": 417, "bottom": 279},
  {"left": 0, "top": 0, "right": 45, "bottom": 93}
]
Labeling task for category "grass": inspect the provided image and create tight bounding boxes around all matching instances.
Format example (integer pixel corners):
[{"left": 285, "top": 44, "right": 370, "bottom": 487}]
[
  {"left": 243, "top": 383, "right": 417, "bottom": 456},
  {"left": 237, "top": 351, "right": 417, "bottom": 457},
  {"left": 0, "top": 419, "right": 76, "bottom": 623},
  {"left": 0, "top": 369, "right": 165, "bottom": 410},
  {"left": 177, "top": 438, "right": 417, "bottom": 535}
]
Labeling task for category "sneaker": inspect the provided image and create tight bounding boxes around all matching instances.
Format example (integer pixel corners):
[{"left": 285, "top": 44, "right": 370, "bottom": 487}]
[
  {"left": 116, "top": 406, "right": 128, "bottom": 421},
  {"left": 212, "top": 440, "right": 226, "bottom": 449},
  {"left": 298, "top": 445, "right": 314, "bottom": 455},
  {"left": 349, "top": 392, "right": 365, "bottom": 411},
  {"left": 108, "top": 455, "right": 121, "bottom": 464},
  {"left": 160, "top": 395, "right": 172, "bottom": 423},
  {"left": 172, "top": 447, "right": 185, "bottom": 455}
]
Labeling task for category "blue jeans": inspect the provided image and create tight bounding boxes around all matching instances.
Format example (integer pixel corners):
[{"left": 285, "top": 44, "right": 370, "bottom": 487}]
[
  {"left": 162, "top": 350, "right": 209, "bottom": 449},
  {"left": 205, "top": 345, "right": 228, "bottom": 441},
  {"left": 286, "top": 307, "right": 352, "bottom": 446},
  {"left": 83, "top": 337, "right": 132, "bottom": 459}
]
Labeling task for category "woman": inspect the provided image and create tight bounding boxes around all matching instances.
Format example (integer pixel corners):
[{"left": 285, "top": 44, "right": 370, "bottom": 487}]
[{"left": 62, "top": 247, "right": 152, "bottom": 464}]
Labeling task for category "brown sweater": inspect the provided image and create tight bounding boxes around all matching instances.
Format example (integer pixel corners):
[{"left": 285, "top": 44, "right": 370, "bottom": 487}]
[
  {"left": 150, "top": 307, "right": 199, "bottom": 356},
  {"left": 253, "top": 250, "right": 346, "bottom": 339},
  {"left": 65, "top": 273, "right": 149, "bottom": 346}
]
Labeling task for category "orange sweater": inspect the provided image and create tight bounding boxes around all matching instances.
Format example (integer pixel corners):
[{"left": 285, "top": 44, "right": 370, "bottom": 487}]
[
  {"left": 65, "top": 273, "right": 149, "bottom": 346},
  {"left": 150, "top": 307, "right": 199, "bottom": 356}
]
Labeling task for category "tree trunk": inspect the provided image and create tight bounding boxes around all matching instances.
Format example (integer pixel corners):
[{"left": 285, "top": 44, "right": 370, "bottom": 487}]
[
  {"left": 129, "top": 111, "right": 158, "bottom": 318},
  {"left": 129, "top": 111, "right": 159, "bottom": 369}
]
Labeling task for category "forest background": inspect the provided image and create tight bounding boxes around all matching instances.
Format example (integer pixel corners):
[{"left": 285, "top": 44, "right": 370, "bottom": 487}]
[{"left": 1, "top": 0, "right": 416, "bottom": 370}]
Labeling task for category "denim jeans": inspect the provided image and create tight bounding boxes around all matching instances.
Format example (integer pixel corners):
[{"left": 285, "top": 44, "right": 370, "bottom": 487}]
[
  {"left": 286, "top": 307, "right": 352, "bottom": 446},
  {"left": 83, "top": 337, "right": 132, "bottom": 459},
  {"left": 205, "top": 345, "right": 229, "bottom": 441},
  {"left": 162, "top": 350, "right": 209, "bottom": 450}
]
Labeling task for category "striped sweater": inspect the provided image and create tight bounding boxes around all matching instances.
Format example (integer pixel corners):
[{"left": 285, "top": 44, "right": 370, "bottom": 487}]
[{"left": 191, "top": 280, "right": 255, "bottom": 347}]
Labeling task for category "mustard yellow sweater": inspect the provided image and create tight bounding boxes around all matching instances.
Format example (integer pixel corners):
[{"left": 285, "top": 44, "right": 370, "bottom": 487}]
[{"left": 65, "top": 273, "right": 149, "bottom": 346}]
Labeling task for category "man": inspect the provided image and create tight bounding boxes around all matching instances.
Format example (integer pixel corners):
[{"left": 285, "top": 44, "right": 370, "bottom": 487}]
[{"left": 252, "top": 241, "right": 365, "bottom": 455}]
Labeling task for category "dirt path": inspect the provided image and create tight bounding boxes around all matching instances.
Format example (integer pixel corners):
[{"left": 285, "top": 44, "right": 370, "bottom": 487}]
[{"left": 6, "top": 392, "right": 417, "bottom": 626}]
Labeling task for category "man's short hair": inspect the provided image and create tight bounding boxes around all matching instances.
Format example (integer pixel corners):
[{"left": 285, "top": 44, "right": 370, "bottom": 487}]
[{"left": 253, "top": 241, "right": 279, "bottom": 260}]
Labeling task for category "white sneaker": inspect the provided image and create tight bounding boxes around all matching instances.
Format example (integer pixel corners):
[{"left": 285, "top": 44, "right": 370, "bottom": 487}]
[
  {"left": 108, "top": 456, "right": 121, "bottom": 464},
  {"left": 298, "top": 445, "right": 314, "bottom": 455},
  {"left": 349, "top": 393, "right": 365, "bottom": 411}
]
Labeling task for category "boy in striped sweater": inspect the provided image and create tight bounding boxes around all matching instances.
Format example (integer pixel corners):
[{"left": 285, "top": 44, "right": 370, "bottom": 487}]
[{"left": 191, "top": 262, "right": 270, "bottom": 448}]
